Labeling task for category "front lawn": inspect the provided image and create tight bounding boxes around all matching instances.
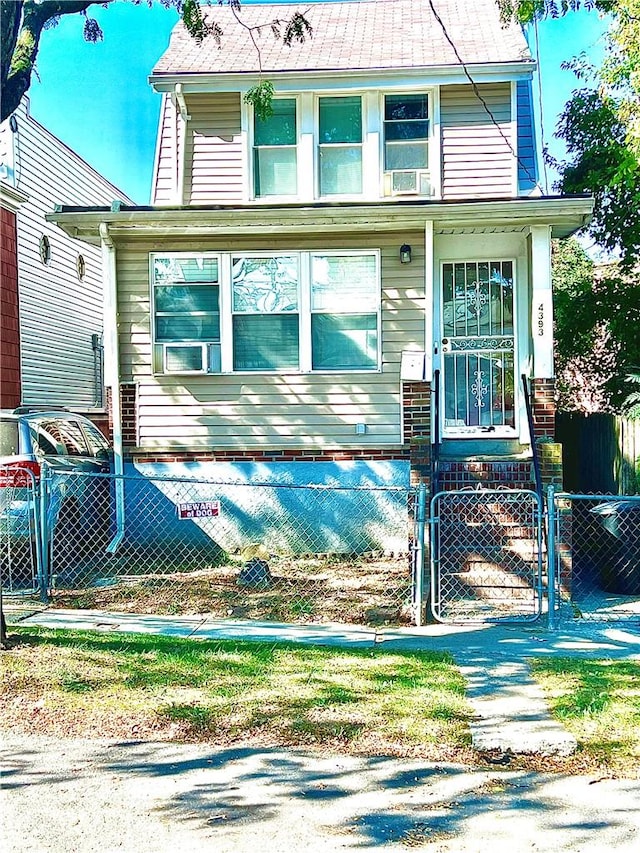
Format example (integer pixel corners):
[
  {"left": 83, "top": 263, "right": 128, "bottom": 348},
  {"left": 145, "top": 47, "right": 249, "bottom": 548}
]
[
  {"left": 0, "top": 627, "right": 472, "bottom": 759},
  {"left": 530, "top": 657, "right": 640, "bottom": 776}
]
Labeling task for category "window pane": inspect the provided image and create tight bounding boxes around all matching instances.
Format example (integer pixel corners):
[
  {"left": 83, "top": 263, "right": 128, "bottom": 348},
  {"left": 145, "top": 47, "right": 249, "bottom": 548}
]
[
  {"left": 319, "top": 147, "right": 362, "bottom": 195},
  {"left": 311, "top": 254, "right": 378, "bottom": 311},
  {"left": 233, "top": 315, "right": 299, "bottom": 370},
  {"left": 385, "top": 120, "right": 429, "bottom": 142},
  {"left": 154, "top": 256, "right": 218, "bottom": 283},
  {"left": 385, "top": 94, "right": 429, "bottom": 122},
  {"left": 254, "top": 147, "right": 297, "bottom": 196},
  {"left": 385, "top": 142, "right": 429, "bottom": 170},
  {"left": 156, "top": 314, "right": 220, "bottom": 342},
  {"left": 165, "top": 346, "right": 203, "bottom": 373},
  {"left": 312, "top": 314, "right": 378, "bottom": 370},
  {"left": 232, "top": 256, "right": 299, "bottom": 313},
  {"left": 155, "top": 284, "right": 219, "bottom": 314},
  {"left": 319, "top": 97, "right": 362, "bottom": 143},
  {"left": 254, "top": 99, "right": 296, "bottom": 146}
]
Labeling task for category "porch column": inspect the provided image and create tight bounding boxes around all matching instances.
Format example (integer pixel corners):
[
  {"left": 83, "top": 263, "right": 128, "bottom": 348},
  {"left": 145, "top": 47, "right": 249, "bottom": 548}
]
[
  {"left": 529, "top": 225, "right": 553, "bottom": 378},
  {"left": 424, "top": 220, "right": 434, "bottom": 380},
  {"left": 529, "top": 225, "right": 559, "bottom": 452}
]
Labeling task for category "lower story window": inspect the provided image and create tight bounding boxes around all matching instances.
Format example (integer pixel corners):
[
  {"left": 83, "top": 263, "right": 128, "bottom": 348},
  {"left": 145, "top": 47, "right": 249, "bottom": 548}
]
[{"left": 151, "top": 250, "right": 380, "bottom": 374}]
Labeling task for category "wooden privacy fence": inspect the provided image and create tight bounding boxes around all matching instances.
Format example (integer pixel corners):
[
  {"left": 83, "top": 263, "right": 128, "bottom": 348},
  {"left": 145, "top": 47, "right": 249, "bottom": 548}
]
[{"left": 557, "top": 413, "right": 640, "bottom": 495}]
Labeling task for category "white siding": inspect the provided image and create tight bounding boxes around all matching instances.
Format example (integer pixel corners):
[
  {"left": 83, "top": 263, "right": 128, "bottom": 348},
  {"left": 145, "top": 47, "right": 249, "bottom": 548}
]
[
  {"left": 116, "top": 232, "right": 425, "bottom": 450},
  {"left": 151, "top": 93, "right": 178, "bottom": 205},
  {"left": 440, "top": 83, "right": 515, "bottom": 199},
  {"left": 184, "top": 93, "right": 244, "bottom": 204},
  {"left": 6, "top": 100, "right": 130, "bottom": 409}
]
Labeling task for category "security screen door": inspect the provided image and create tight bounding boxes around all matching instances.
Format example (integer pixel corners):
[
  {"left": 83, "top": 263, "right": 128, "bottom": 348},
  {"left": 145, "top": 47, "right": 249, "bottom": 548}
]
[{"left": 441, "top": 260, "right": 516, "bottom": 437}]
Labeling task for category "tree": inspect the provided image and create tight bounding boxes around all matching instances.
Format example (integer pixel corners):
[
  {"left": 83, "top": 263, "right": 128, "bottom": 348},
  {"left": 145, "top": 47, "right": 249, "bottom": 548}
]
[
  {"left": 553, "top": 238, "right": 640, "bottom": 412},
  {"left": 499, "top": 1, "right": 640, "bottom": 267},
  {"left": 1, "top": 0, "right": 311, "bottom": 124}
]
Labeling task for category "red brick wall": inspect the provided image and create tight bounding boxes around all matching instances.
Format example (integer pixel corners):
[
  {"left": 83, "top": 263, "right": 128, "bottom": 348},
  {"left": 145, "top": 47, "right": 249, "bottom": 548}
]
[
  {"left": 131, "top": 448, "right": 410, "bottom": 463},
  {"left": 120, "top": 383, "right": 138, "bottom": 448},
  {"left": 531, "top": 377, "right": 556, "bottom": 440},
  {"left": 0, "top": 206, "right": 21, "bottom": 408}
]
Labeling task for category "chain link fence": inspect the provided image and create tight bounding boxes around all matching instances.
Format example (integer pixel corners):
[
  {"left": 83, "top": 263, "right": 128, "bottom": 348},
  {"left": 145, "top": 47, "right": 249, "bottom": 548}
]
[
  {"left": 4, "top": 462, "right": 639, "bottom": 627},
  {"left": 39, "top": 469, "right": 416, "bottom": 626},
  {"left": 430, "top": 489, "right": 544, "bottom": 623},
  {"left": 550, "top": 492, "right": 640, "bottom": 623},
  {"left": 0, "top": 464, "right": 40, "bottom": 595}
]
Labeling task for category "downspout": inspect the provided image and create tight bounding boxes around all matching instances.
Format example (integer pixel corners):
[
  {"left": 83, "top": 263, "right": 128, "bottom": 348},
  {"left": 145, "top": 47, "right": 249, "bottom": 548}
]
[{"left": 100, "top": 222, "right": 125, "bottom": 553}]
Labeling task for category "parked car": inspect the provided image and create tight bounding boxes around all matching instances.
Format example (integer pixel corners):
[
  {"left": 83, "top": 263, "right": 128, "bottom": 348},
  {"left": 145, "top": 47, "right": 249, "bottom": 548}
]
[{"left": 0, "top": 407, "right": 113, "bottom": 590}]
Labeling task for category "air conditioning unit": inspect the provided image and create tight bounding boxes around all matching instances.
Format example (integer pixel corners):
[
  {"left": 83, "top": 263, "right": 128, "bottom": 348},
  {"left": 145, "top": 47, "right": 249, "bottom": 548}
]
[
  {"left": 155, "top": 342, "right": 221, "bottom": 375},
  {"left": 385, "top": 169, "right": 432, "bottom": 197},
  {"left": 164, "top": 343, "right": 207, "bottom": 374}
]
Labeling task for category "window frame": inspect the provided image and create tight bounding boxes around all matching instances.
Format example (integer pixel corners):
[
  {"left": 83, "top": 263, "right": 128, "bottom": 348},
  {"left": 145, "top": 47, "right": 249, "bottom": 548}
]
[
  {"left": 382, "top": 92, "right": 431, "bottom": 173},
  {"left": 316, "top": 94, "right": 364, "bottom": 199},
  {"left": 251, "top": 96, "right": 299, "bottom": 200},
  {"left": 308, "top": 250, "right": 382, "bottom": 372},
  {"left": 150, "top": 250, "right": 382, "bottom": 376},
  {"left": 150, "top": 251, "right": 222, "bottom": 376}
]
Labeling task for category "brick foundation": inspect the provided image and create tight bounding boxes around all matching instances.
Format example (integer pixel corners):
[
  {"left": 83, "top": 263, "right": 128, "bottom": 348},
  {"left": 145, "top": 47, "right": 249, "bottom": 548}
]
[
  {"left": 128, "top": 447, "right": 410, "bottom": 464},
  {"left": 438, "top": 460, "right": 535, "bottom": 490}
]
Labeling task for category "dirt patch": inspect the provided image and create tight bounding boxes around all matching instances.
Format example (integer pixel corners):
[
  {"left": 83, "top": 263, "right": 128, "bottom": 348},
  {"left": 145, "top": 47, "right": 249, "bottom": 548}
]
[{"left": 51, "top": 554, "right": 413, "bottom": 626}]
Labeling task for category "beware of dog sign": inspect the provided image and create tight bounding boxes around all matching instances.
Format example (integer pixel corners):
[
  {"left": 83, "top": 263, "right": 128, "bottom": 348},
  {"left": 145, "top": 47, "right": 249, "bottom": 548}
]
[{"left": 177, "top": 501, "right": 220, "bottom": 519}]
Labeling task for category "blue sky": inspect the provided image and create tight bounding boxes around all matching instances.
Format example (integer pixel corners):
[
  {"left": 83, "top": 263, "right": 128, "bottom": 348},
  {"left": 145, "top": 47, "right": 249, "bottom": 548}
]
[{"left": 26, "top": 0, "right": 608, "bottom": 203}]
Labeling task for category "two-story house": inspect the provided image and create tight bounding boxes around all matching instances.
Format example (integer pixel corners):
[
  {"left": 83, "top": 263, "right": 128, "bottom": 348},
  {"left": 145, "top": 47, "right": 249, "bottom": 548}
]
[
  {"left": 1, "top": 98, "right": 133, "bottom": 424},
  {"left": 49, "top": 0, "right": 593, "bottom": 507}
]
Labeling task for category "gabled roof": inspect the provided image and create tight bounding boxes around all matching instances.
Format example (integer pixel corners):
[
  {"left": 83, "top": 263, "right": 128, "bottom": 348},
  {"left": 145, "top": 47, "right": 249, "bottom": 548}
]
[{"left": 152, "top": 0, "right": 532, "bottom": 78}]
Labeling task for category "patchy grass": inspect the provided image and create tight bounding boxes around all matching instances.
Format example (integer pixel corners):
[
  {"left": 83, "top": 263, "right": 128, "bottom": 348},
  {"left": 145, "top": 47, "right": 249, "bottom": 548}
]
[
  {"left": 0, "top": 627, "right": 472, "bottom": 759},
  {"left": 530, "top": 658, "right": 640, "bottom": 776},
  {"left": 50, "top": 554, "right": 412, "bottom": 627}
]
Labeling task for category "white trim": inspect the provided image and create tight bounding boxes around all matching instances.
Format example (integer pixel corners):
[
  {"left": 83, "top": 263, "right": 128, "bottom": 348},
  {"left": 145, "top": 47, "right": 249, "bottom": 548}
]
[
  {"left": 250, "top": 95, "right": 301, "bottom": 202},
  {"left": 424, "top": 220, "right": 434, "bottom": 379},
  {"left": 438, "top": 255, "right": 519, "bottom": 439},
  {"left": 0, "top": 180, "right": 28, "bottom": 212},
  {"left": 150, "top": 63, "right": 538, "bottom": 94},
  {"left": 529, "top": 225, "right": 553, "bottom": 378},
  {"left": 148, "top": 248, "right": 382, "bottom": 376},
  {"left": 510, "top": 80, "right": 519, "bottom": 197}
]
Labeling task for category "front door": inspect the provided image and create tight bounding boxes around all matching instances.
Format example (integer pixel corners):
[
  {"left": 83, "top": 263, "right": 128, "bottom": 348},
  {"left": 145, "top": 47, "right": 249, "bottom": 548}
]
[{"left": 440, "top": 259, "right": 516, "bottom": 438}]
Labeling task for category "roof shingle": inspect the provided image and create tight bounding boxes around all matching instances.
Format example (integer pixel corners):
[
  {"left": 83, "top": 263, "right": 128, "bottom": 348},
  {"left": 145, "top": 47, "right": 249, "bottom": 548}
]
[{"left": 152, "top": 0, "right": 532, "bottom": 77}]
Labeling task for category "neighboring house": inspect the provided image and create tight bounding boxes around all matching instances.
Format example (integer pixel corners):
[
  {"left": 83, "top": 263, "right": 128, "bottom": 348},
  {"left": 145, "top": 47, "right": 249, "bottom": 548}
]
[
  {"left": 0, "top": 98, "right": 132, "bottom": 420},
  {"left": 49, "top": 0, "right": 593, "bottom": 507}
]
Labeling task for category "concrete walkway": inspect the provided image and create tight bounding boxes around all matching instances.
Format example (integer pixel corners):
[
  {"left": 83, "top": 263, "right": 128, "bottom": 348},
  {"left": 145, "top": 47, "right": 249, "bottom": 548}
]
[{"left": 7, "top": 607, "right": 640, "bottom": 757}]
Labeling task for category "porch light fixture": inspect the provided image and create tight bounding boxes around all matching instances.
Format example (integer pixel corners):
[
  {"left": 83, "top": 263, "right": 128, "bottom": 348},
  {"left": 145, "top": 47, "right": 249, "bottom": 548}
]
[{"left": 400, "top": 244, "right": 412, "bottom": 264}]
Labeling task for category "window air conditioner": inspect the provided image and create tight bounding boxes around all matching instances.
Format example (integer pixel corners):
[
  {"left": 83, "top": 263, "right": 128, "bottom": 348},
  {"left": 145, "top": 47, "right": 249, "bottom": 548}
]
[
  {"left": 155, "top": 342, "right": 221, "bottom": 375},
  {"left": 386, "top": 169, "right": 432, "bottom": 197}
]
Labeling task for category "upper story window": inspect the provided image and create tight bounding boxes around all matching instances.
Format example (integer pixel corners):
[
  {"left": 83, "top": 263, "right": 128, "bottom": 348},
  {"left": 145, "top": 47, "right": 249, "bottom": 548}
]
[
  {"left": 383, "top": 93, "right": 430, "bottom": 195},
  {"left": 318, "top": 96, "right": 362, "bottom": 196},
  {"left": 253, "top": 98, "right": 297, "bottom": 197}
]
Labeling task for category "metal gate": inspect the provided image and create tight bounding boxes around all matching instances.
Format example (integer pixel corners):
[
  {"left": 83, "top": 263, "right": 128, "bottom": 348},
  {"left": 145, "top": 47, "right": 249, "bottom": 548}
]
[
  {"left": 0, "top": 465, "right": 40, "bottom": 595},
  {"left": 430, "top": 489, "right": 544, "bottom": 622}
]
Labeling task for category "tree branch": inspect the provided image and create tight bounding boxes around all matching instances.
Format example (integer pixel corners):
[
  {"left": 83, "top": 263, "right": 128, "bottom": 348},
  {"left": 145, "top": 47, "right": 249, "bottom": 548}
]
[{"left": 1, "top": 0, "right": 114, "bottom": 122}]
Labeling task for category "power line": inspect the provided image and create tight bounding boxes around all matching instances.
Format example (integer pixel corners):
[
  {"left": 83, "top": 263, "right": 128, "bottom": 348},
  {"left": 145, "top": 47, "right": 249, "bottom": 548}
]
[
  {"left": 533, "top": 17, "right": 551, "bottom": 194},
  {"left": 427, "top": 0, "right": 544, "bottom": 194}
]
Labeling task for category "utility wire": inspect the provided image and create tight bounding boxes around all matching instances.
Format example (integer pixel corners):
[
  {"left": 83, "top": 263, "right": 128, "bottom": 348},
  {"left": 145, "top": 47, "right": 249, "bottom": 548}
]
[
  {"left": 533, "top": 17, "right": 551, "bottom": 194},
  {"left": 427, "top": 0, "right": 544, "bottom": 194}
]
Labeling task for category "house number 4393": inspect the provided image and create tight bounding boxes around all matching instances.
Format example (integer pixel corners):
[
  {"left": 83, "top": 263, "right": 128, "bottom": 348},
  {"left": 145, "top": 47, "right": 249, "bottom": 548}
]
[{"left": 537, "top": 302, "right": 546, "bottom": 337}]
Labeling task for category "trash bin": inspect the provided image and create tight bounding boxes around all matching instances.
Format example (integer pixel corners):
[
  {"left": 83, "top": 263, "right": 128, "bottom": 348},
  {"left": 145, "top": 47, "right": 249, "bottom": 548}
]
[{"left": 589, "top": 500, "right": 640, "bottom": 595}]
